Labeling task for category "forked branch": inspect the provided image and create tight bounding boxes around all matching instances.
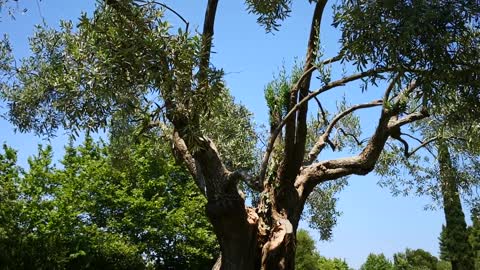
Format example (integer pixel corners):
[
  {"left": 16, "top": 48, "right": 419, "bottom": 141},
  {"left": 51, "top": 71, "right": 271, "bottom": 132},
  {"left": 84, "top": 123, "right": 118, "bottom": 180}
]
[
  {"left": 406, "top": 136, "right": 438, "bottom": 158},
  {"left": 258, "top": 67, "right": 393, "bottom": 182}
]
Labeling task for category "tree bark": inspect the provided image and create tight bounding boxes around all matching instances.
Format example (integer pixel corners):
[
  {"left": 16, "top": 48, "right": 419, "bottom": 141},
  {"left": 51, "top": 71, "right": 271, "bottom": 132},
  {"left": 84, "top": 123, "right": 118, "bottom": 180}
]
[{"left": 438, "top": 140, "right": 475, "bottom": 270}]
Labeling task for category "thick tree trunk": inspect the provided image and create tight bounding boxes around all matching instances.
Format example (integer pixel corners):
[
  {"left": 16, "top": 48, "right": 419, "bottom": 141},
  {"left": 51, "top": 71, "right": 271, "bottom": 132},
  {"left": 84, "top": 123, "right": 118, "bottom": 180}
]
[
  {"left": 206, "top": 199, "right": 258, "bottom": 270},
  {"left": 207, "top": 183, "right": 301, "bottom": 270},
  {"left": 438, "top": 140, "right": 475, "bottom": 270}
]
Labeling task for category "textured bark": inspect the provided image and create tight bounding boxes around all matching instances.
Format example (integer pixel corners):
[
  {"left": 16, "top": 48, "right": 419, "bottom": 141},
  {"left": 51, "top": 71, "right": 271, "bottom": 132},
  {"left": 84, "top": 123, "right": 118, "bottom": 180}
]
[{"left": 438, "top": 140, "right": 475, "bottom": 270}]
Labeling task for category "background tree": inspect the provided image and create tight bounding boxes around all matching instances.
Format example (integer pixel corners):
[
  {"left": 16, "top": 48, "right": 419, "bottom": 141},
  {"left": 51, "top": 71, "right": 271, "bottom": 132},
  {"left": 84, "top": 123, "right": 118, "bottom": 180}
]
[
  {"left": 0, "top": 137, "right": 219, "bottom": 269},
  {"left": 1, "top": 0, "right": 479, "bottom": 269},
  {"left": 295, "top": 229, "right": 350, "bottom": 270},
  {"left": 360, "top": 253, "right": 394, "bottom": 270},
  {"left": 376, "top": 93, "right": 480, "bottom": 270},
  {"left": 393, "top": 248, "right": 441, "bottom": 270},
  {"left": 469, "top": 207, "right": 480, "bottom": 269}
]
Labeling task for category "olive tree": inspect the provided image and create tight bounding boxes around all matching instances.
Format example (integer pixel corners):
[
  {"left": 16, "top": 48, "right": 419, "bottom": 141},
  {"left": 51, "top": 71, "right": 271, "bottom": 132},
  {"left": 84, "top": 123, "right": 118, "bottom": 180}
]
[{"left": 1, "top": 0, "right": 479, "bottom": 269}]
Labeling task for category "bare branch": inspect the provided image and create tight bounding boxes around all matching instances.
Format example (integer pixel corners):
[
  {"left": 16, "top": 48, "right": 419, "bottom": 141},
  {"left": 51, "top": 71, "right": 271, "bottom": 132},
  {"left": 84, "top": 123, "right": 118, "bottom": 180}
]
[
  {"left": 388, "top": 111, "right": 429, "bottom": 129},
  {"left": 338, "top": 128, "right": 366, "bottom": 146},
  {"left": 322, "top": 54, "right": 343, "bottom": 65},
  {"left": 135, "top": 0, "right": 190, "bottom": 32},
  {"left": 306, "top": 99, "right": 383, "bottom": 164},
  {"left": 407, "top": 137, "right": 438, "bottom": 157},
  {"left": 312, "top": 95, "right": 329, "bottom": 125},
  {"left": 401, "top": 132, "right": 424, "bottom": 144},
  {"left": 198, "top": 0, "right": 219, "bottom": 89}
]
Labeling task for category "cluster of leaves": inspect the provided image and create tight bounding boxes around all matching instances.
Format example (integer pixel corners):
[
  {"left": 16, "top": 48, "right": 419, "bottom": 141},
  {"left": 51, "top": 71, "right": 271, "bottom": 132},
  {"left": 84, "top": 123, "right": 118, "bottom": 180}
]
[
  {"left": 333, "top": 1, "right": 479, "bottom": 71},
  {"left": 264, "top": 64, "right": 298, "bottom": 129},
  {"left": 304, "top": 179, "right": 347, "bottom": 241},
  {"left": 360, "top": 253, "right": 394, "bottom": 270},
  {"left": 394, "top": 248, "right": 449, "bottom": 270},
  {"left": 438, "top": 206, "right": 480, "bottom": 270},
  {"left": 0, "top": 137, "right": 218, "bottom": 269},
  {"left": 469, "top": 207, "right": 480, "bottom": 269},
  {"left": 200, "top": 90, "right": 257, "bottom": 172},
  {"left": 295, "top": 229, "right": 351, "bottom": 270},
  {"left": 245, "top": 0, "right": 293, "bottom": 32}
]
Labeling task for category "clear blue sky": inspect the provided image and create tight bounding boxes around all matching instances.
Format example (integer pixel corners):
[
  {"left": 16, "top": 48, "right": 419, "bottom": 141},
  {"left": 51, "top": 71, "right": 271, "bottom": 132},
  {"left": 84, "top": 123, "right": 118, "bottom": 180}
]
[{"left": 0, "top": 1, "right": 452, "bottom": 269}]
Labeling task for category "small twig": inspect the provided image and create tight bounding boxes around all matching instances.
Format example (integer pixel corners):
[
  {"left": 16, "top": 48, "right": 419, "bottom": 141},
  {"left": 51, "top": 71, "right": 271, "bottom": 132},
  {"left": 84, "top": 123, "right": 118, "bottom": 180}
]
[
  {"left": 407, "top": 137, "right": 438, "bottom": 158},
  {"left": 311, "top": 94, "right": 329, "bottom": 125},
  {"left": 339, "top": 128, "right": 365, "bottom": 146},
  {"left": 135, "top": 0, "right": 190, "bottom": 32},
  {"left": 401, "top": 133, "right": 423, "bottom": 144},
  {"left": 383, "top": 73, "right": 402, "bottom": 103}
]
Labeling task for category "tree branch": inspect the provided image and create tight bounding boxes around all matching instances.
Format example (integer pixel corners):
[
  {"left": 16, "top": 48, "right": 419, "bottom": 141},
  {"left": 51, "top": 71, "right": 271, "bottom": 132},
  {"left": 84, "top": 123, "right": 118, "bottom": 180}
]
[
  {"left": 295, "top": 80, "right": 429, "bottom": 200},
  {"left": 295, "top": 0, "right": 328, "bottom": 167},
  {"left": 388, "top": 111, "right": 429, "bottom": 129},
  {"left": 338, "top": 128, "right": 366, "bottom": 146},
  {"left": 407, "top": 136, "right": 438, "bottom": 158},
  {"left": 306, "top": 99, "right": 383, "bottom": 164},
  {"left": 172, "top": 130, "right": 207, "bottom": 195},
  {"left": 312, "top": 95, "right": 329, "bottom": 125},
  {"left": 383, "top": 73, "right": 402, "bottom": 103},
  {"left": 198, "top": 0, "right": 219, "bottom": 89}
]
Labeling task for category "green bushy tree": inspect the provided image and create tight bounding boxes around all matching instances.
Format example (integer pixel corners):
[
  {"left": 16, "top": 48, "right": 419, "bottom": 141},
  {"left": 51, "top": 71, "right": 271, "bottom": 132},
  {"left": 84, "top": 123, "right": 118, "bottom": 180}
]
[{"left": 0, "top": 137, "right": 219, "bottom": 269}]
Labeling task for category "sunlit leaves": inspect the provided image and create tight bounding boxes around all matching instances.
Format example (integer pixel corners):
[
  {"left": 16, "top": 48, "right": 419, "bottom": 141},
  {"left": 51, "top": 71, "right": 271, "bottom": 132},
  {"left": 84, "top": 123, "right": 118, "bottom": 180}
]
[
  {"left": 201, "top": 90, "right": 257, "bottom": 172},
  {"left": 1, "top": 2, "right": 224, "bottom": 141}
]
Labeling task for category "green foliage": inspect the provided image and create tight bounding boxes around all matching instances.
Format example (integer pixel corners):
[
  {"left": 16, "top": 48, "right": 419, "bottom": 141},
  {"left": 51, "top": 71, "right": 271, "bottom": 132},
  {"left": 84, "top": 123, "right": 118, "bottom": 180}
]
[
  {"left": 436, "top": 261, "right": 452, "bottom": 270},
  {"left": 333, "top": 1, "right": 479, "bottom": 74},
  {"left": 304, "top": 179, "right": 347, "bottom": 241},
  {"left": 360, "top": 253, "right": 394, "bottom": 270},
  {"left": 0, "top": 137, "right": 218, "bottom": 269},
  {"left": 264, "top": 63, "right": 302, "bottom": 129},
  {"left": 295, "top": 229, "right": 350, "bottom": 270},
  {"left": 200, "top": 90, "right": 257, "bottom": 171},
  {"left": 245, "top": 0, "right": 293, "bottom": 32},
  {"left": 468, "top": 206, "right": 480, "bottom": 270},
  {"left": 0, "top": 2, "right": 223, "bottom": 139},
  {"left": 437, "top": 140, "right": 475, "bottom": 269}
]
